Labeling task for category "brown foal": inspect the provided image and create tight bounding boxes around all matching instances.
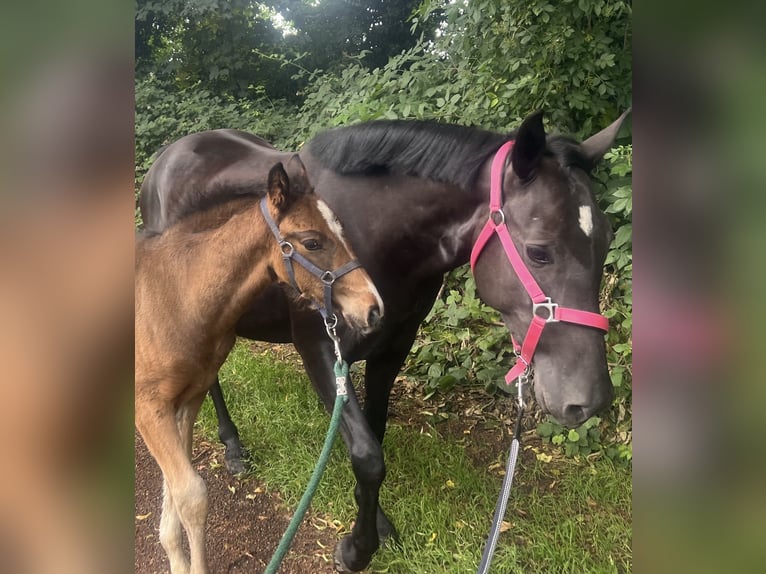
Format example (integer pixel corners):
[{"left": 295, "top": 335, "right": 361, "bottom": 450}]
[{"left": 135, "top": 156, "right": 382, "bottom": 574}]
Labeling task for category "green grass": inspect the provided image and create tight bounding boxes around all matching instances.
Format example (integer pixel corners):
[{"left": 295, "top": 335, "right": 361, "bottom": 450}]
[{"left": 196, "top": 341, "right": 631, "bottom": 573}]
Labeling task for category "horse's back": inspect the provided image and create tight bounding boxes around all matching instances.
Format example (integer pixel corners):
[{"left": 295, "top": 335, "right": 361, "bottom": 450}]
[{"left": 140, "top": 129, "right": 288, "bottom": 233}]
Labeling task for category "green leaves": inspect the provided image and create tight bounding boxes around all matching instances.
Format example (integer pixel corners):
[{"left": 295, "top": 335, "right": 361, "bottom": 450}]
[
  {"left": 404, "top": 267, "right": 513, "bottom": 394},
  {"left": 536, "top": 416, "right": 617, "bottom": 459},
  {"left": 594, "top": 144, "right": 632, "bottom": 457}
]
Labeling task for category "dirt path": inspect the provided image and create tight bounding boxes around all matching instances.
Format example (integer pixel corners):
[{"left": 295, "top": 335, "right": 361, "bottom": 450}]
[{"left": 135, "top": 432, "right": 341, "bottom": 574}]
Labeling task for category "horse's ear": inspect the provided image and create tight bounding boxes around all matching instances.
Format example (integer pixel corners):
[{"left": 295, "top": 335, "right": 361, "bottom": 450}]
[
  {"left": 283, "top": 154, "right": 312, "bottom": 197},
  {"left": 511, "top": 110, "right": 546, "bottom": 182},
  {"left": 267, "top": 162, "right": 293, "bottom": 213},
  {"left": 581, "top": 108, "right": 632, "bottom": 166}
]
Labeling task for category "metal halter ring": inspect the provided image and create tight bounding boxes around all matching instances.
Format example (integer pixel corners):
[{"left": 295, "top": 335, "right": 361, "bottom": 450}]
[
  {"left": 320, "top": 270, "right": 336, "bottom": 285},
  {"left": 490, "top": 209, "right": 505, "bottom": 226},
  {"left": 324, "top": 313, "right": 339, "bottom": 330},
  {"left": 280, "top": 241, "right": 295, "bottom": 257}
]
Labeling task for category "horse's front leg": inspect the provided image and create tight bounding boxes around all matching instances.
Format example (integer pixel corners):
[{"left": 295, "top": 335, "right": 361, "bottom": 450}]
[
  {"left": 291, "top": 316, "right": 384, "bottom": 573},
  {"left": 363, "top": 277, "right": 444, "bottom": 546},
  {"left": 362, "top": 342, "right": 419, "bottom": 546}
]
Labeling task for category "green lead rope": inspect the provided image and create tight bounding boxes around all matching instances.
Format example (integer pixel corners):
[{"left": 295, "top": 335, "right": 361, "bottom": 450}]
[{"left": 264, "top": 359, "right": 349, "bottom": 574}]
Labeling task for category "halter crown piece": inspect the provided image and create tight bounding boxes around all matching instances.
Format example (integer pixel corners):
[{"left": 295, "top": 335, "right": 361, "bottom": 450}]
[{"left": 469, "top": 141, "right": 609, "bottom": 386}]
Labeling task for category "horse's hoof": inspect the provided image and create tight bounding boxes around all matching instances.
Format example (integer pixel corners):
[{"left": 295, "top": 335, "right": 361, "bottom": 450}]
[
  {"left": 377, "top": 511, "right": 400, "bottom": 548},
  {"left": 334, "top": 537, "right": 376, "bottom": 574},
  {"left": 379, "top": 525, "right": 400, "bottom": 548},
  {"left": 334, "top": 542, "right": 360, "bottom": 574},
  {"left": 224, "top": 457, "right": 248, "bottom": 476},
  {"left": 223, "top": 450, "right": 249, "bottom": 476}
]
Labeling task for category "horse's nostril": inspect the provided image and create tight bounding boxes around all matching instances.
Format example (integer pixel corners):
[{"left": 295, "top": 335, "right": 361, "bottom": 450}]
[
  {"left": 563, "top": 404, "right": 588, "bottom": 426},
  {"left": 368, "top": 306, "right": 381, "bottom": 328}
]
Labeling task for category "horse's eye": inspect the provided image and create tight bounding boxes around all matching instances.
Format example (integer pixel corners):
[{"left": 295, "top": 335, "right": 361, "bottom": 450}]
[
  {"left": 526, "top": 245, "right": 553, "bottom": 265},
  {"left": 301, "top": 239, "right": 322, "bottom": 251}
]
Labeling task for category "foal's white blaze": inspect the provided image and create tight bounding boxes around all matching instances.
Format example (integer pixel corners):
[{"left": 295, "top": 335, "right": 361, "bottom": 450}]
[
  {"left": 317, "top": 200, "right": 348, "bottom": 250},
  {"left": 578, "top": 205, "right": 594, "bottom": 237},
  {"left": 317, "top": 199, "right": 384, "bottom": 316}
]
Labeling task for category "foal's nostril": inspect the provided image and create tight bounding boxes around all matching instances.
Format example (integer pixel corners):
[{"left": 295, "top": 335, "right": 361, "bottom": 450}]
[{"left": 367, "top": 305, "right": 381, "bottom": 328}]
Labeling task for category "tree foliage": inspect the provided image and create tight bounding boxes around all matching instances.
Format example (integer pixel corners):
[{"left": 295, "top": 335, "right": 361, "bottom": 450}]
[
  {"left": 136, "top": 0, "right": 289, "bottom": 98},
  {"left": 272, "top": 0, "right": 439, "bottom": 71},
  {"left": 135, "top": 0, "right": 434, "bottom": 100}
]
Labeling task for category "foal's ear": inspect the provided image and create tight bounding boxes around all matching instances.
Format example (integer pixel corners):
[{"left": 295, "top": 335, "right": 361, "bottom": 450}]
[
  {"left": 269, "top": 155, "right": 312, "bottom": 213},
  {"left": 511, "top": 110, "right": 546, "bottom": 182},
  {"left": 267, "top": 162, "right": 293, "bottom": 213},
  {"left": 581, "top": 108, "right": 632, "bottom": 166}
]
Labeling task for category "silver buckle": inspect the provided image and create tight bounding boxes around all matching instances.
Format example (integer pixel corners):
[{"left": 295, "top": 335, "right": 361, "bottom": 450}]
[{"left": 532, "top": 298, "right": 559, "bottom": 323}]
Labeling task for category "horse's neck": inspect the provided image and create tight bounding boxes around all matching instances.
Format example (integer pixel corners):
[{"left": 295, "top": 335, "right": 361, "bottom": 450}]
[
  {"left": 387, "top": 174, "right": 491, "bottom": 275},
  {"left": 302, "top": 137, "right": 495, "bottom": 275},
  {"left": 435, "top": 157, "right": 495, "bottom": 268}
]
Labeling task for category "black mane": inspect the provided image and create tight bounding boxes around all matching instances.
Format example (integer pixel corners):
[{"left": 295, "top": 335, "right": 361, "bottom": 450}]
[
  {"left": 307, "top": 120, "right": 595, "bottom": 191},
  {"left": 307, "top": 120, "right": 508, "bottom": 191}
]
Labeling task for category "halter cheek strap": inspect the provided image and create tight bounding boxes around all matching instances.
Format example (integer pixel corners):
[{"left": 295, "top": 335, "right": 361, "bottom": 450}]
[
  {"left": 469, "top": 141, "right": 609, "bottom": 385},
  {"left": 260, "top": 197, "right": 361, "bottom": 327}
]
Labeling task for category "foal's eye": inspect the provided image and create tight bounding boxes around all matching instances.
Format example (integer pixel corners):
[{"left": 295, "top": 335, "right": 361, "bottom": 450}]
[
  {"left": 301, "top": 239, "right": 322, "bottom": 251},
  {"left": 526, "top": 245, "right": 553, "bottom": 265}
]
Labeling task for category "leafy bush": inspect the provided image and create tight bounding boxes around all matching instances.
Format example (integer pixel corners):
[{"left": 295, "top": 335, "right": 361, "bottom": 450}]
[
  {"left": 537, "top": 414, "right": 631, "bottom": 462},
  {"left": 135, "top": 76, "right": 296, "bottom": 185},
  {"left": 595, "top": 144, "right": 633, "bottom": 458},
  {"left": 406, "top": 268, "right": 513, "bottom": 399}
]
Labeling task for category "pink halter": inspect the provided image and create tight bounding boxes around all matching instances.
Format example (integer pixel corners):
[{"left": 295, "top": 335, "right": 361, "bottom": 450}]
[{"left": 469, "top": 141, "right": 609, "bottom": 385}]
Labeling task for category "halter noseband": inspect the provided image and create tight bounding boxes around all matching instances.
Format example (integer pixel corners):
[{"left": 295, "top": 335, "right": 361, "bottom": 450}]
[
  {"left": 260, "top": 197, "right": 361, "bottom": 328},
  {"left": 469, "top": 141, "right": 609, "bottom": 386}
]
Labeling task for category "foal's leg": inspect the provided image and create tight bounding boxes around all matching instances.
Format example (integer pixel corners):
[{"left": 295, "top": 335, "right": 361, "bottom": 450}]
[
  {"left": 176, "top": 391, "right": 210, "bottom": 574},
  {"left": 159, "top": 477, "right": 187, "bottom": 574},
  {"left": 291, "top": 317, "right": 384, "bottom": 574},
  {"left": 136, "top": 397, "right": 209, "bottom": 574}
]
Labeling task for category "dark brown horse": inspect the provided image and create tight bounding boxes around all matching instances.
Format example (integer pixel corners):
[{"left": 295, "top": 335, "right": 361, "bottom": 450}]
[
  {"left": 135, "top": 157, "right": 382, "bottom": 574},
  {"left": 139, "top": 111, "right": 629, "bottom": 572}
]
